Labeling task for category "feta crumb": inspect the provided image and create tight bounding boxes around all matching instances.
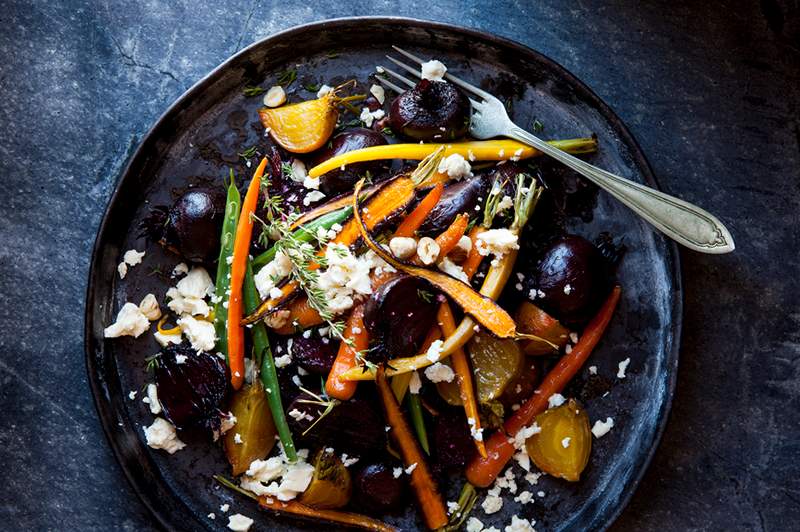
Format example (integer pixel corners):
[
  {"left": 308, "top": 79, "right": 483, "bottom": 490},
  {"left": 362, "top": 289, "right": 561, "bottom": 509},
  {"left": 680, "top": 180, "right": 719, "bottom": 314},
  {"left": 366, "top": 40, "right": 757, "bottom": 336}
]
[
  {"left": 234, "top": 433, "right": 243, "bottom": 444},
  {"left": 175, "top": 354, "right": 188, "bottom": 364},
  {"left": 563, "top": 283, "right": 573, "bottom": 295},
  {"left": 404, "top": 462, "right": 418, "bottom": 475},
  {"left": 123, "top": 249, "right": 145, "bottom": 267},
  {"left": 497, "top": 195, "right": 514, "bottom": 212},
  {"left": 303, "top": 190, "right": 326, "bottom": 206},
  {"left": 467, "top": 517, "right": 485, "bottom": 532},
  {"left": 172, "top": 262, "right": 189, "bottom": 276},
  {"left": 548, "top": 393, "right": 566, "bottom": 408},
  {"left": 505, "top": 515, "right": 535, "bottom": 532},
  {"left": 316, "top": 244, "right": 376, "bottom": 315},
  {"left": 514, "top": 491, "right": 534, "bottom": 505},
  {"left": 146, "top": 384, "right": 161, "bottom": 414},
  {"left": 476, "top": 229, "right": 519, "bottom": 260},
  {"left": 227, "top": 513, "right": 254, "bottom": 531},
  {"left": 104, "top": 302, "right": 150, "bottom": 338},
  {"left": 569, "top": 332, "right": 579, "bottom": 343},
  {"left": 316, "top": 84, "right": 333, "bottom": 98},
  {"left": 467, "top": 149, "right": 476, "bottom": 161},
  {"left": 341, "top": 453, "right": 360, "bottom": 467},
  {"left": 208, "top": 513, "right": 215, "bottom": 520},
  {"left": 389, "top": 236, "right": 417, "bottom": 259},
  {"left": 166, "top": 266, "right": 214, "bottom": 316},
  {"left": 177, "top": 315, "right": 217, "bottom": 352},
  {"left": 220, "top": 503, "right": 230, "bottom": 513},
  {"left": 455, "top": 235, "right": 472, "bottom": 255},
  {"left": 437, "top": 153, "right": 472, "bottom": 179},
  {"left": 254, "top": 250, "right": 293, "bottom": 299},
  {"left": 617, "top": 357, "right": 631, "bottom": 378},
  {"left": 369, "top": 84, "right": 385, "bottom": 104},
  {"left": 289, "top": 158, "right": 307, "bottom": 182},
  {"left": 421, "top": 59, "right": 447, "bottom": 81},
  {"left": 426, "top": 339, "right": 444, "bottom": 363},
  {"left": 447, "top": 501, "right": 460, "bottom": 514},
  {"left": 416, "top": 237, "right": 440, "bottom": 265},
  {"left": 303, "top": 174, "right": 320, "bottom": 190},
  {"left": 438, "top": 257, "right": 469, "bottom": 282},
  {"left": 537, "top": 490, "right": 545, "bottom": 497},
  {"left": 424, "top": 362, "right": 455, "bottom": 383},
  {"left": 117, "top": 262, "right": 128, "bottom": 279},
  {"left": 138, "top": 293, "right": 161, "bottom": 321},
  {"left": 592, "top": 417, "right": 615, "bottom": 438},
  {"left": 588, "top": 365, "right": 598, "bottom": 375},
  {"left": 392, "top": 467, "right": 403, "bottom": 478},
  {"left": 128, "top": 390, "right": 137, "bottom": 400},
  {"left": 263, "top": 85, "right": 286, "bottom": 107},
  {"left": 144, "top": 418, "right": 185, "bottom": 454},
  {"left": 274, "top": 353, "right": 292, "bottom": 368},
  {"left": 359, "top": 107, "right": 385, "bottom": 127},
  {"left": 561, "top": 437, "right": 571, "bottom": 448},
  {"left": 246, "top": 457, "right": 286, "bottom": 483},
  {"left": 481, "top": 494, "right": 503, "bottom": 514}
]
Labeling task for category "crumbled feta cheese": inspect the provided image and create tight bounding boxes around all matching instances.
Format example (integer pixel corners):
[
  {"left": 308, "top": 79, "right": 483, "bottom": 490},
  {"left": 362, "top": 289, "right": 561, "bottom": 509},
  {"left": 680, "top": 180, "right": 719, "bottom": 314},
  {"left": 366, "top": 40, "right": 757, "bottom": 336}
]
[
  {"left": 234, "top": 433, "right": 243, "bottom": 444},
  {"left": 341, "top": 454, "right": 359, "bottom": 467},
  {"left": 104, "top": 303, "right": 150, "bottom": 338},
  {"left": 316, "top": 244, "right": 375, "bottom": 314},
  {"left": 467, "top": 517, "right": 485, "bottom": 532},
  {"left": 592, "top": 417, "right": 615, "bottom": 438},
  {"left": 569, "top": 332, "right": 579, "bottom": 343},
  {"left": 303, "top": 190, "right": 326, "bottom": 206},
  {"left": 166, "top": 267, "right": 214, "bottom": 316},
  {"left": 123, "top": 249, "right": 145, "bottom": 267},
  {"left": 447, "top": 501, "right": 460, "bottom": 514},
  {"left": 467, "top": 417, "right": 484, "bottom": 441},
  {"left": 274, "top": 353, "right": 292, "bottom": 368},
  {"left": 481, "top": 494, "right": 503, "bottom": 514},
  {"left": 220, "top": 503, "right": 230, "bottom": 513},
  {"left": 227, "top": 513, "right": 254, "bottom": 531},
  {"left": 264, "top": 85, "right": 286, "bottom": 107},
  {"left": 617, "top": 357, "right": 631, "bottom": 378},
  {"left": 253, "top": 250, "right": 293, "bottom": 299},
  {"left": 128, "top": 390, "right": 137, "bottom": 400},
  {"left": 421, "top": 59, "right": 447, "bottom": 81},
  {"left": 208, "top": 513, "right": 215, "bottom": 520},
  {"left": 424, "top": 362, "right": 455, "bottom": 383},
  {"left": 409, "top": 371, "right": 422, "bottom": 394},
  {"left": 438, "top": 257, "right": 469, "bottom": 282},
  {"left": 146, "top": 383, "right": 161, "bottom": 414},
  {"left": 563, "top": 283, "right": 572, "bottom": 295},
  {"left": 548, "top": 393, "right": 566, "bottom": 408},
  {"left": 144, "top": 418, "right": 185, "bottom": 454},
  {"left": 154, "top": 330, "right": 181, "bottom": 347},
  {"left": 455, "top": 235, "right": 472, "bottom": 256},
  {"left": 417, "top": 237, "right": 440, "bottom": 265},
  {"left": 467, "top": 149, "right": 476, "bottom": 161},
  {"left": 316, "top": 84, "right": 333, "bottom": 98},
  {"left": 288, "top": 408, "right": 314, "bottom": 423},
  {"left": 219, "top": 412, "right": 237, "bottom": 435},
  {"left": 514, "top": 491, "right": 534, "bottom": 505},
  {"left": 425, "top": 339, "right": 444, "bottom": 363},
  {"left": 437, "top": 153, "right": 472, "bottom": 179},
  {"left": 172, "top": 262, "right": 189, "bottom": 276},
  {"left": 561, "top": 437, "right": 571, "bottom": 448},
  {"left": 476, "top": 229, "right": 519, "bottom": 260},
  {"left": 359, "top": 107, "right": 385, "bottom": 127},
  {"left": 117, "top": 262, "right": 128, "bottom": 279},
  {"left": 246, "top": 457, "right": 286, "bottom": 483},
  {"left": 277, "top": 462, "right": 315, "bottom": 500},
  {"left": 269, "top": 286, "right": 285, "bottom": 300},
  {"left": 303, "top": 174, "right": 320, "bottom": 190},
  {"left": 525, "top": 472, "right": 542, "bottom": 485},
  {"left": 392, "top": 467, "right": 403, "bottom": 478},
  {"left": 175, "top": 353, "right": 188, "bottom": 364},
  {"left": 513, "top": 423, "right": 541, "bottom": 450},
  {"left": 405, "top": 462, "right": 418, "bottom": 475},
  {"left": 369, "top": 84, "right": 385, "bottom": 104},
  {"left": 505, "top": 514, "right": 535, "bottom": 532},
  {"left": 389, "top": 236, "right": 418, "bottom": 259},
  {"left": 177, "top": 315, "right": 216, "bottom": 352},
  {"left": 497, "top": 195, "right": 514, "bottom": 213},
  {"left": 588, "top": 365, "right": 597, "bottom": 375},
  {"left": 138, "top": 293, "right": 161, "bottom": 321}
]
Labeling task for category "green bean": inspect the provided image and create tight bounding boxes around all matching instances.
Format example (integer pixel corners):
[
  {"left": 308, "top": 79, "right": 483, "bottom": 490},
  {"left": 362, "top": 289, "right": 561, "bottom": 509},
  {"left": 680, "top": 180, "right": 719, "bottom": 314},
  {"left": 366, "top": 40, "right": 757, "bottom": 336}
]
[
  {"left": 213, "top": 173, "right": 241, "bottom": 360},
  {"left": 407, "top": 393, "right": 430, "bottom": 454},
  {"left": 251, "top": 205, "right": 353, "bottom": 269},
  {"left": 243, "top": 260, "right": 297, "bottom": 461}
]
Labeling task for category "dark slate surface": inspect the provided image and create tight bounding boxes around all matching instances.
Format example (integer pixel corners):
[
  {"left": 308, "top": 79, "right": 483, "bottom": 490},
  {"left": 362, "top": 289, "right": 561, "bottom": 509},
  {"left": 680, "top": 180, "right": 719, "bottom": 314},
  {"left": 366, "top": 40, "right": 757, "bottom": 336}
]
[{"left": 0, "top": 1, "right": 797, "bottom": 530}]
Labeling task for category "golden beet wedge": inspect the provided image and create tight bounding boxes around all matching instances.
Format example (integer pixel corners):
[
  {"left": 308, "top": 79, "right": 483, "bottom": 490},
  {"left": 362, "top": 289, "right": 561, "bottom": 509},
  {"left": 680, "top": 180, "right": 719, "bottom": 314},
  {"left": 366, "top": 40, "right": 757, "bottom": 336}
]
[{"left": 525, "top": 398, "right": 592, "bottom": 481}]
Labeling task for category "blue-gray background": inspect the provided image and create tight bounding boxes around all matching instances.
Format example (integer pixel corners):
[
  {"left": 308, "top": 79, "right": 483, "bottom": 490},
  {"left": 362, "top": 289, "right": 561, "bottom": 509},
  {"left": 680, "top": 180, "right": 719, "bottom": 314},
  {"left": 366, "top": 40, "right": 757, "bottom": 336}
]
[{"left": 1, "top": 1, "right": 798, "bottom": 530}]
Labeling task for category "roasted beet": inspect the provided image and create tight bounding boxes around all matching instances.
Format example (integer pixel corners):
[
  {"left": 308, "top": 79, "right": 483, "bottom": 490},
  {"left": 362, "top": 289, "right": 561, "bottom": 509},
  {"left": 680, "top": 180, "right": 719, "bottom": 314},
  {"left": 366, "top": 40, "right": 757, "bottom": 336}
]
[
  {"left": 531, "top": 235, "right": 612, "bottom": 324},
  {"left": 389, "top": 79, "right": 470, "bottom": 141},
  {"left": 363, "top": 275, "right": 438, "bottom": 359},
  {"left": 313, "top": 128, "right": 388, "bottom": 194},
  {"left": 352, "top": 462, "right": 407, "bottom": 513},
  {"left": 153, "top": 343, "right": 228, "bottom": 430},
  {"left": 432, "top": 410, "right": 476, "bottom": 469},
  {"left": 418, "top": 175, "right": 488, "bottom": 235},
  {"left": 289, "top": 334, "right": 338, "bottom": 375},
  {"left": 141, "top": 188, "right": 225, "bottom": 262},
  {"left": 285, "top": 396, "right": 385, "bottom": 456}
]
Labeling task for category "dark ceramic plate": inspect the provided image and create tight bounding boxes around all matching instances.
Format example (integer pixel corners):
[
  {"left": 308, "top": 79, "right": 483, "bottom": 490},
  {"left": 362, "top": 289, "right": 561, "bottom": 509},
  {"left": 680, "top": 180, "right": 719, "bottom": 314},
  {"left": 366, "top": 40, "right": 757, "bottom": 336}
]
[{"left": 85, "top": 16, "right": 681, "bottom": 532}]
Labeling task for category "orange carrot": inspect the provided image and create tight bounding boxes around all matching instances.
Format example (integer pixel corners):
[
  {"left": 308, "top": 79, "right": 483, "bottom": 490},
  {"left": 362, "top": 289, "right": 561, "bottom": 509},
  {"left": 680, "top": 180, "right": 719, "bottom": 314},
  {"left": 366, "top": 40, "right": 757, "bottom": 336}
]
[
  {"left": 272, "top": 296, "right": 323, "bottom": 334},
  {"left": 228, "top": 158, "right": 269, "bottom": 390},
  {"left": 325, "top": 304, "right": 369, "bottom": 400},
  {"left": 465, "top": 286, "right": 622, "bottom": 487},
  {"left": 437, "top": 301, "right": 487, "bottom": 458},
  {"left": 461, "top": 226, "right": 485, "bottom": 279},
  {"left": 259, "top": 497, "right": 396, "bottom": 532},
  {"left": 376, "top": 366, "right": 448, "bottom": 530},
  {"left": 433, "top": 213, "right": 469, "bottom": 258},
  {"left": 394, "top": 183, "right": 444, "bottom": 237}
]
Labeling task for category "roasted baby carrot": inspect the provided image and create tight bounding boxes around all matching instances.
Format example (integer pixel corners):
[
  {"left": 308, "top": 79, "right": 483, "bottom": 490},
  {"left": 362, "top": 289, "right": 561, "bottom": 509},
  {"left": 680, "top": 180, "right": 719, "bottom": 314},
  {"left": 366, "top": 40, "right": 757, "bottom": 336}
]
[
  {"left": 394, "top": 183, "right": 444, "bottom": 237},
  {"left": 325, "top": 304, "right": 369, "bottom": 400}
]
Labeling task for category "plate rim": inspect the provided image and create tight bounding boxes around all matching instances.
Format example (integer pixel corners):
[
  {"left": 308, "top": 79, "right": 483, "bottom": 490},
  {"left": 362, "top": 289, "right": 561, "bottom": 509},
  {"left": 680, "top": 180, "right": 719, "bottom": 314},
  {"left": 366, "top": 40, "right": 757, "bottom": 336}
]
[{"left": 84, "top": 15, "right": 682, "bottom": 531}]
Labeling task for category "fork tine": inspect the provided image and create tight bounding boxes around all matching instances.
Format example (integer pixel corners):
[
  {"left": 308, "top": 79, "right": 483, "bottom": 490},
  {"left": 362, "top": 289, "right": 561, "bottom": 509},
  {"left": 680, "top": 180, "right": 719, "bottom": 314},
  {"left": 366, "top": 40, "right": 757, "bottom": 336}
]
[
  {"left": 385, "top": 56, "right": 423, "bottom": 80},
  {"left": 392, "top": 45, "right": 494, "bottom": 101},
  {"left": 375, "top": 75, "right": 405, "bottom": 94},
  {"left": 378, "top": 64, "right": 417, "bottom": 88}
]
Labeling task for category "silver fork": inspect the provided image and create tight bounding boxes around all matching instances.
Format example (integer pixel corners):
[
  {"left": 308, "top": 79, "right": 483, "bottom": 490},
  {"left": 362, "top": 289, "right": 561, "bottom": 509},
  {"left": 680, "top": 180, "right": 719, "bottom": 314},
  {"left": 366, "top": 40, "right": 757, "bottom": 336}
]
[{"left": 377, "top": 46, "right": 735, "bottom": 254}]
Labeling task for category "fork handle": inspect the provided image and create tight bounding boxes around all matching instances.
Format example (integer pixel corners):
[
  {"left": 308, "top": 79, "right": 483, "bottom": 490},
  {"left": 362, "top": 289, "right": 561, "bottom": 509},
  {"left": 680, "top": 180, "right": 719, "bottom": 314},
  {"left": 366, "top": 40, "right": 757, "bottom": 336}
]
[{"left": 507, "top": 125, "right": 734, "bottom": 254}]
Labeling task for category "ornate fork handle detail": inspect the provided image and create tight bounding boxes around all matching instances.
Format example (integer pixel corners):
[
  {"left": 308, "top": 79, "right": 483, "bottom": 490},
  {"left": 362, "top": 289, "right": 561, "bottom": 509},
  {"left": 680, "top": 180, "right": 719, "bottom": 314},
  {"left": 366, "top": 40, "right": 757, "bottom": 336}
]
[{"left": 508, "top": 126, "right": 735, "bottom": 253}]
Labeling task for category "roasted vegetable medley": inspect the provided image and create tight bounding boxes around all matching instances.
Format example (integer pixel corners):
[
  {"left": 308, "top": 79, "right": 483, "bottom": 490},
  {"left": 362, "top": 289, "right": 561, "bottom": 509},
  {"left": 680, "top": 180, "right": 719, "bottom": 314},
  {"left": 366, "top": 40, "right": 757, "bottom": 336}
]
[{"left": 105, "top": 56, "right": 628, "bottom": 532}]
